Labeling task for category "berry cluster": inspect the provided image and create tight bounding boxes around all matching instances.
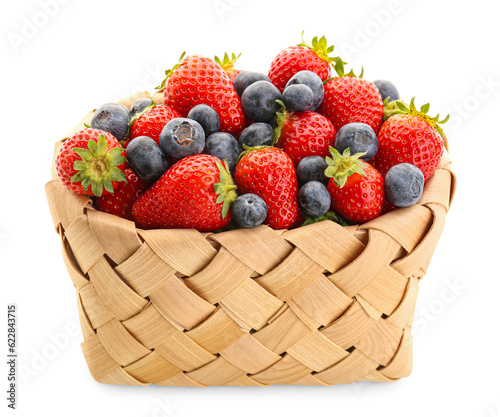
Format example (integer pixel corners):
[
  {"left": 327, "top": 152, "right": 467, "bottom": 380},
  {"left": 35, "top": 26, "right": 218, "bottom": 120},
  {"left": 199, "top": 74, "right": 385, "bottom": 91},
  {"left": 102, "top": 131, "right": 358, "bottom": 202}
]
[{"left": 55, "top": 34, "right": 448, "bottom": 231}]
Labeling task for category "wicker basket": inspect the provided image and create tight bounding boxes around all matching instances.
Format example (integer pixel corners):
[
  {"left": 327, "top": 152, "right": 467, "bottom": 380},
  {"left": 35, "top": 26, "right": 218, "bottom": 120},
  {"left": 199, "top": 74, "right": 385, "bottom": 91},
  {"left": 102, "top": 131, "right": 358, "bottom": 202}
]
[{"left": 45, "top": 92, "right": 456, "bottom": 386}]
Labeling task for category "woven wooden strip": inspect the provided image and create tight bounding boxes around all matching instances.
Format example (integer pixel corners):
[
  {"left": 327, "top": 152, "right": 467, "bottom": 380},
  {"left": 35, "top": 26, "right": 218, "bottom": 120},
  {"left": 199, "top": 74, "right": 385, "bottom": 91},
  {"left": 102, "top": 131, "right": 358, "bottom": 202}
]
[
  {"left": 150, "top": 276, "right": 216, "bottom": 331},
  {"left": 210, "top": 226, "right": 293, "bottom": 275},
  {"left": 157, "top": 372, "right": 207, "bottom": 387},
  {"left": 88, "top": 258, "right": 148, "bottom": 321},
  {"left": 379, "top": 326, "right": 413, "bottom": 380},
  {"left": 76, "top": 292, "right": 95, "bottom": 340},
  {"left": 386, "top": 277, "right": 420, "bottom": 329},
  {"left": 185, "top": 307, "right": 245, "bottom": 354},
  {"left": 60, "top": 232, "right": 89, "bottom": 290},
  {"left": 353, "top": 320, "right": 403, "bottom": 366},
  {"left": 114, "top": 242, "right": 177, "bottom": 298},
  {"left": 184, "top": 247, "right": 253, "bottom": 303},
  {"left": 87, "top": 209, "right": 142, "bottom": 265},
  {"left": 79, "top": 283, "right": 113, "bottom": 329},
  {"left": 121, "top": 303, "right": 177, "bottom": 349},
  {"left": 81, "top": 334, "right": 120, "bottom": 382},
  {"left": 98, "top": 367, "right": 148, "bottom": 386},
  {"left": 251, "top": 355, "right": 313, "bottom": 385},
  {"left": 284, "top": 221, "right": 366, "bottom": 273},
  {"left": 139, "top": 229, "right": 217, "bottom": 276},
  {"left": 186, "top": 356, "right": 246, "bottom": 386}
]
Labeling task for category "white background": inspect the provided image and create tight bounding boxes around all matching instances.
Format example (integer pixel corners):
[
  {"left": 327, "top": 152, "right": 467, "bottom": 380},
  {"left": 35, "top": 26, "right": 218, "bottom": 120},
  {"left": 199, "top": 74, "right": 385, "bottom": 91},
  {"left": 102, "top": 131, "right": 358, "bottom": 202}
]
[{"left": 1, "top": 0, "right": 499, "bottom": 416}]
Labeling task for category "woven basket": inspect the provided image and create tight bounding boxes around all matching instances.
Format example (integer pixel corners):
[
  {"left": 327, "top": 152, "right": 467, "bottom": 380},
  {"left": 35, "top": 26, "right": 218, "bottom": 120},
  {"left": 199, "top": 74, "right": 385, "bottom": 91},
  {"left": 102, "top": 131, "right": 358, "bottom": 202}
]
[{"left": 45, "top": 92, "right": 456, "bottom": 386}]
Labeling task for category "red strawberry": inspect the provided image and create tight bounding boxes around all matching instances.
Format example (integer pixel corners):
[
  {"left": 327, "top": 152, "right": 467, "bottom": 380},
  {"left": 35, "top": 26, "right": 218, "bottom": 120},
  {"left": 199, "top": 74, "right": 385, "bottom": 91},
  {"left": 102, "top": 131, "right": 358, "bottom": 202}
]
[
  {"left": 160, "top": 53, "right": 245, "bottom": 135},
  {"left": 55, "top": 129, "right": 127, "bottom": 197},
  {"left": 234, "top": 147, "right": 299, "bottom": 229},
  {"left": 373, "top": 99, "right": 447, "bottom": 181},
  {"left": 132, "top": 155, "right": 236, "bottom": 231},
  {"left": 268, "top": 33, "right": 341, "bottom": 92},
  {"left": 94, "top": 168, "right": 150, "bottom": 221},
  {"left": 129, "top": 103, "right": 181, "bottom": 146},
  {"left": 325, "top": 147, "right": 384, "bottom": 223},
  {"left": 318, "top": 62, "right": 383, "bottom": 134},
  {"left": 274, "top": 102, "right": 336, "bottom": 165},
  {"left": 215, "top": 52, "right": 242, "bottom": 83}
]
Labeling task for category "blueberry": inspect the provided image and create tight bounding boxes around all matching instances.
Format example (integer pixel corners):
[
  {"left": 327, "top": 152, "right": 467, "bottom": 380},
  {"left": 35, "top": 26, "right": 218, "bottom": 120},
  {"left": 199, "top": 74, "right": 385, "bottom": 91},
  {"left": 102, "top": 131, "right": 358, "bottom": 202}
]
[
  {"left": 187, "top": 104, "right": 220, "bottom": 137},
  {"left": 233, "top": 71, "right": 271, "bottom": 97},
  {"left": 129, "top": 98, "right": 153, "bottom": 119},
  {"left": 335, "top": 123, "right": 378, "bottom": 161},
  {"left": 282, "top": 84, "right": 314, "bottom": 112},
  {"left": 91, "top": 103, "right": 130, "bottom": 141},
  {"left": 296, "top": 156, "right": 329, "bottom": 186},
  {"left": 385, "top": 163, "right": 424, "bottom": 208},
  {"left": 232, "top": 194, "right": 268, "bottom": 228},
  {"left": 241, "top": 81, "right": 281, "bottom": 122},
  {"left": 126, "top": 136, "right": 169, "bottom": 182},
  {"left": 238, "top": 123, "right": 274, "bottom": 148},
  {"left": 204, "top": 132, "right": 240, "bottom": 174},
  {"left": 373, "top": 80, "right": 400, "bottom": 102},
  {"left": 298, "top": 181, "right": 331, "bottom": 218},
  {"left": 286, "top": 70, "right": 324, "bottom": 110},
  {"left": 159, "top": 118, "right": 205, "bottom": 159}
]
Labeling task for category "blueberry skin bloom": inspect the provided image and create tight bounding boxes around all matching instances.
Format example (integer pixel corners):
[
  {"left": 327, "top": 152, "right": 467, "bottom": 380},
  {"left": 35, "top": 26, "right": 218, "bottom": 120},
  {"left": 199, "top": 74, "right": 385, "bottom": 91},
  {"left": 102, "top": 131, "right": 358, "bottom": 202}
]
[
  {"left": 187, "top": 104, "right": 220, "bottom": 137},
  {"left": 232, "top": 194, "right": 268, "bottom": 228},
  {"left": 298, "top": 181, "right": 331, "bottom": 218},
  {"left": 129, "top": 98, "right": 152, "bottom": 119},
  {"left": 204, "top": 132, "right": 240, "bottom": 174},
  {"left": 385, "top": 163, "right": 424, "bottom": 207},
  {"left": 296, "top": 156, "right": 329, "bottom": 186},
  {"left": 282, "top": 84, "right": 315, "bottom": 112},
  {"left": 373, "top": 80, "right": 400, "bottom": 102},
  {"left": 159, "top": 118, "right": 205, "bottom": 159},
  {"left": 91, "top": 103, "right": 131, "bottom": 141},
  {"left": 286, "top": 70, "right": 325, "bottom": 110},
  {"left": 238, "top": 123, "right": 274, "bottom": 148},
  {"left": 335, "top": 122, "right": 378, "bottom": 161},
  {"left": 233, "top": 71, "right": 271, "bottom": 97},
  {"left": 127, "top": 136, "right": 170, "bottom": 182},
  {"left": 241, "top": 81, "right": 282, "bottom": 122}
]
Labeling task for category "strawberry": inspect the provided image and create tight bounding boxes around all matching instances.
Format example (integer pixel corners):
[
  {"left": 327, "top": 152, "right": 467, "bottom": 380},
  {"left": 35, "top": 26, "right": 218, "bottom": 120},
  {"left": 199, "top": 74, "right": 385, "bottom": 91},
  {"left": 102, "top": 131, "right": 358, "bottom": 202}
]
[
  {"left": 268, "top": 33, "right": 341, "bottom": 92},
  {"left": 55, "top": 129, "right": 127, "bottom": 197},
  {"left": 94, "top": 168, "right": 150, "bottom": 221},
  {"left": 159, "top": 53, "right": 245, "bottom": 135},
  {"left": 234, "top": 147, "right": 298, "bottom": 229},
  {"left": 373, "top": 98, "right": 448, "bottom": 181},
  {"left": 128, "top": 102, "right": 181, "bottom": 147},
  {"left": 274, "top": 101, "right": 336, "bottom": 165},
  {"left": 325, "top": 147, "right": 384, "bottom": 223},
  {"left": 131, "top": 155, "right": 236, "bottom": 231},
  {"left": 318, "top": 61, "right": 383, "bottom": 134},
  {"left": 214, "top": 52, "right": 242, "bottom": 83}
]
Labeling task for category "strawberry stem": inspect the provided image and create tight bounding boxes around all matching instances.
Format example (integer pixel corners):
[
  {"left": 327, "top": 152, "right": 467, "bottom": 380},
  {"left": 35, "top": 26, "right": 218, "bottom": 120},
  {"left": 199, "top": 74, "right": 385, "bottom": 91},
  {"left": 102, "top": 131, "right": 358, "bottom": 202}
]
[
  {"left": 324, "top": 147, "right": 367, "bottom": 188},
  {"left": 390, "top": 97, "right": 449, "bottom": 136},
  {"left": 214, "top": 159, "right": 237, "bottom": 219}
]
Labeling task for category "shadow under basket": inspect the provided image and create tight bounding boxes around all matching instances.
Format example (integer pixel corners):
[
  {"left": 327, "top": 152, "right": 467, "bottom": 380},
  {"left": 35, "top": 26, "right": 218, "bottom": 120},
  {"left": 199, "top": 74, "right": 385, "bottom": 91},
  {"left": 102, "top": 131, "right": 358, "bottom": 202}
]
[{"left": 45, "top": 92, "right": 456, "bottom": 387}]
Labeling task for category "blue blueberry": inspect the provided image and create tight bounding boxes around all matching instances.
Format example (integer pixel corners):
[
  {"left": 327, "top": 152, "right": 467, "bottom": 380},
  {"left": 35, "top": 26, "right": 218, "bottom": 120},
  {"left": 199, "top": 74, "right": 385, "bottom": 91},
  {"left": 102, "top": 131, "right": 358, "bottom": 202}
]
[
  {"left": 129, "top": 98, "right": 153, "bottom": 119},
  {"left": 126, "top": 136, "right": 169, "bottom": 182},
  {"left": 335, "top": 123, "right": 378, "bottom": 161},
  {"left": 373, "top": 80, "right": 400, "bottom": 102},
  {"left": 241, "top": 81, "right": 282, "bottom": 122},
  {"left": 298, "top": 181, "right": 331, "bottom": 218},
  {"left": 187, "top": 104, "right": 220, "bottom": 137},
  {"left": 238, "top": 123, "right": 274, "bottom": 148},
  {"left": 233, "top": 71, "right": 271, "bottom": 97},
  {"left": 91, "top": 103, "right": 130, "bottom": 141},
  {"left": 282, "top": 84, "right": 314, "bottom": 112},
  {"left": 204, "top": 132, "right": 240, "bottom": 174},
  {"left": 296, "top": 156, "right": 329, "bottom": 186},
  {"left": 159, "top": 118, "right": 205, "bottom": 159},
  {"left": 385, "top": 163, "right": 424, "bottom": 207},
  {"left": 232, "top": 194, "right": 268, "bottom": 228},
  {"left": 286, "top": 70, "right": 324, "bottom": 110}
]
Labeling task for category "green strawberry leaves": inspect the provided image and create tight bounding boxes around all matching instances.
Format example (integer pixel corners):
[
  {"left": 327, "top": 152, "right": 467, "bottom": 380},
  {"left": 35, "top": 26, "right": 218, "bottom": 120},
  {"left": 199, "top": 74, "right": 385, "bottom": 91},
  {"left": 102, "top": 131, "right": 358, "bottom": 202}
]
[
  {"left": 70, "top": 135, "right": 127, "bottom": 197},
  {"left": 298, "top": 32, "right": 343, "bottom": 65},
  {"left": 325, "top": 147, "right": 367, "bottom": 188},
  {"left": 157, "top": 52, "right": 187, "bottom": 90},
  {"left": 214, "top": 159, "right": 237, "bottom": 219},
  {"left": 214, "top": 52, "right": 241, "bottom": 70}
]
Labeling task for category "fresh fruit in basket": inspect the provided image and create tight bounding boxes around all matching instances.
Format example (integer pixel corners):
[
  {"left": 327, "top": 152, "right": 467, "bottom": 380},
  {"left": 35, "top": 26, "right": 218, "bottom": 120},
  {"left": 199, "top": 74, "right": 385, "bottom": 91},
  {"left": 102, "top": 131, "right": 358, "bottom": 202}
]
[
  {"left": 233, "top": 71, "right": 271, "bottom": 97},
  {"left": 385, "top": 163, "right": 425, "bottom": 208},
  {"left": 284, "top": 70, "right": 325, "bottom": 111},
  {"left": 131, "top": 155, "right": 236, "bottom": 231},
  {"left": 55, "top": 129, "right": 126, "bottom": 197},
  {"left": 214, "top": 52, "right": 242, "bottom": 83},
  {"left": 129, "top": 103, "right": 181, "bottom": 146},
  {"left": 234, "top": 147, "right": 299, "bottom": 229},
  {"left": 241, "top": 80, "right": 282, "bottom": 122},
  {"left": 160, "top": 53, "right": 245, "bottom": 135},
  {"left": 231, "top": 193, "right": 268, "bottom": 228},
  {"left": 334, "top": 122, "right": 378, "bottom": 161},
  {"left": 126, "top": 136, "right": 169, "bottom": 182},
  {"left": 91, "top": 103, "right": 130, "bottom": 142}
]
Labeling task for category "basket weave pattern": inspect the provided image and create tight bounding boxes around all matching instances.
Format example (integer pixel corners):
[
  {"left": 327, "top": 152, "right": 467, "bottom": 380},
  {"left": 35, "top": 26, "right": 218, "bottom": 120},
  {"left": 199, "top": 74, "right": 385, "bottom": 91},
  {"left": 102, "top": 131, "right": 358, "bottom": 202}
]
[{"left": 45, "top": 95, "right": 455, "bottom": 386}]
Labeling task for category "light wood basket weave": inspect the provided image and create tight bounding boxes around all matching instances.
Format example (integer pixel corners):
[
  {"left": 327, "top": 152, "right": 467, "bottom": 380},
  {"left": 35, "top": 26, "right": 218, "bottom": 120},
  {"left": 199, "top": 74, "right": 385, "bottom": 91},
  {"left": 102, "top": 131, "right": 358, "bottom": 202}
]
[{"left": 45, "top": 92, "right": 456, "bottom": 387}]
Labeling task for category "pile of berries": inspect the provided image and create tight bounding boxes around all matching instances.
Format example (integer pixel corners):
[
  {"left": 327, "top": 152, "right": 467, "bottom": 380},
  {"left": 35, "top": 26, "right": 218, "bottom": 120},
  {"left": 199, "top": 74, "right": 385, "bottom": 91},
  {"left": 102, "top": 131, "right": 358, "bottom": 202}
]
[{"left": 55, "top": 34, "right": 448, "bottom": 232}]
